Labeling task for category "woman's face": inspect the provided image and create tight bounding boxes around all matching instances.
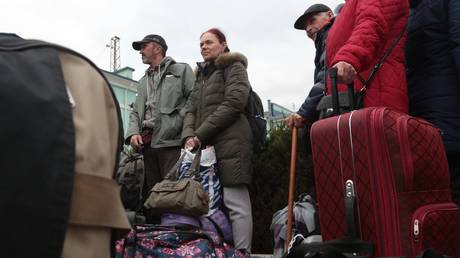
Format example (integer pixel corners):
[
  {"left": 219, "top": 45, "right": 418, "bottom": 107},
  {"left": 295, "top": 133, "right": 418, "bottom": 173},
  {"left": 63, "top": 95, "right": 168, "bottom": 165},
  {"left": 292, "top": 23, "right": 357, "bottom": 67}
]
[{"left": 200, "top": 32, "right": 227, "bottom": 61}]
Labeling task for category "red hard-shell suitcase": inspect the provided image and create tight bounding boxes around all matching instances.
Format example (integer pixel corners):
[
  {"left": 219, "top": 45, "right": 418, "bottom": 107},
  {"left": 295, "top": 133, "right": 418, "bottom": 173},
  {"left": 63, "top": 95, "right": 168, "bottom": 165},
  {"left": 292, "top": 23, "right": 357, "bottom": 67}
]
[{"left": 310, "top": 106, "right": 460, "bottom": 257}]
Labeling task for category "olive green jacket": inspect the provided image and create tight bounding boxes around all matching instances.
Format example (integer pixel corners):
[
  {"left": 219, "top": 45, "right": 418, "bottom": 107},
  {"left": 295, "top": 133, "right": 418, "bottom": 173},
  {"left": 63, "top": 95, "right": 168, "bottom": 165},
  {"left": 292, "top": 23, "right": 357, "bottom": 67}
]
[
  {"left": 126, "top": 57, "right": 195, "bottom": 148},
  {"left": 182, "top": 52, "right": 253, "bottom": 186}
]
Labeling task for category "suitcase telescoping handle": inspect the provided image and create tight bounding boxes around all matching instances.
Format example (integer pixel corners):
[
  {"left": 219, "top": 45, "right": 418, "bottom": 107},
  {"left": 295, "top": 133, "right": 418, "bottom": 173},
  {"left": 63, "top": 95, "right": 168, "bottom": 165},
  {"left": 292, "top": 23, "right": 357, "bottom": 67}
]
[
  {"left": 347, "top": 84, "right": 355, "bottom": 111},
  {"left": 329, "top": 67, "right": 340, "bottom": 116},
  {"left": 328, "top": 67, "right": 356, "bottom": 115}
]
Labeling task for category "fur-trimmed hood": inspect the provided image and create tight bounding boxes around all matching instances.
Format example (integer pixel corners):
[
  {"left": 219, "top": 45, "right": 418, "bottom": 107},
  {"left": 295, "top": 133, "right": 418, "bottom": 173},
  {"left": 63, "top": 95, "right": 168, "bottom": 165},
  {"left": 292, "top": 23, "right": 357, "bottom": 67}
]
[
  {"left": 214, "top": 52, "right": 248, "bottom": 69},
  {"left": 195, "top": 52, "right": 248, "bottom": 76}
]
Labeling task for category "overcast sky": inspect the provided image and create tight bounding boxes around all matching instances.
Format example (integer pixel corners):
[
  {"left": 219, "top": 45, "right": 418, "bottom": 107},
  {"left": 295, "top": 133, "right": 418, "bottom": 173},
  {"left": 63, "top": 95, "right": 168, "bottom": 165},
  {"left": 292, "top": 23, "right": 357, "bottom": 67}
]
[{"left": 1, "top": 0, "right": 344, "bottom": 111}]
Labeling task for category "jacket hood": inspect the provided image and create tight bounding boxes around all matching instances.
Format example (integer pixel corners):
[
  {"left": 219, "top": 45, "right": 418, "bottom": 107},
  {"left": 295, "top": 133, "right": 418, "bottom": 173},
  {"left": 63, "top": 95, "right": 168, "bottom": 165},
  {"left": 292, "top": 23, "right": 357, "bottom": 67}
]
[
  {"left": 214, "top": 52, "right": 248, "bottom": 69},
  {"left": 160, "top": 56, "right": 175, "bottom": 67},
  {"left": 195, "top": 52, "right": 248, "bottom": 77},
  {"left": 145, "top": 56, "right": 175, "bottom": 75}
]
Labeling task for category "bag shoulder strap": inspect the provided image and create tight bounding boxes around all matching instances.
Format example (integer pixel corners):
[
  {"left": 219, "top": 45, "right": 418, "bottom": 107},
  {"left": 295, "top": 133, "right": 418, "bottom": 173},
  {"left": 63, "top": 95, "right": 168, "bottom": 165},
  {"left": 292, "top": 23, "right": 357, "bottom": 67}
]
[
  {"left": 360, "top": 28, "right": 406, "bottom": 90},
  {"left": 324, "top": 28, "right": 406, "bottom": 96},
  {"left": 184, "top": 149, "right": 202, "bottom": 178},
  {"left": 164, "top": 150, "right": 202, "bottom": 180},
  {"left": 164, "top": 151, "right": 186, "bottom": 180}
]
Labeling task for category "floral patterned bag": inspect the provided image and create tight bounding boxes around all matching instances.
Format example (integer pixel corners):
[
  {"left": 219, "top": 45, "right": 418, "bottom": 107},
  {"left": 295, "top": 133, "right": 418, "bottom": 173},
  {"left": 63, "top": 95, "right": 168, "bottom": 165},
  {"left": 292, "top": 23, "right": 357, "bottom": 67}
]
[{"left": 115, "top": 225, "right": 249, "bottom": 258}]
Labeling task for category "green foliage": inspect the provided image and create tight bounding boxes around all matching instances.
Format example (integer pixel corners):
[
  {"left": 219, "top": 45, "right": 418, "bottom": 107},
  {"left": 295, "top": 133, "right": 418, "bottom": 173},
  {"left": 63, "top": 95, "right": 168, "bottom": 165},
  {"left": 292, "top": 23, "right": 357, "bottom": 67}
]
[{"left": 250, "top": 125, "right": 314, "bottom": 254}]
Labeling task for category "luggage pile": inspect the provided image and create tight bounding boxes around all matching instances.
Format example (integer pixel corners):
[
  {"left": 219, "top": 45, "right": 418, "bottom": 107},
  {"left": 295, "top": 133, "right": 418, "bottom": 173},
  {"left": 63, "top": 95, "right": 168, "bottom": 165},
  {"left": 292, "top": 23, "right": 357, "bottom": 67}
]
[
  {"left": 115, "top": 225, "right": 249, "bottom": 258},
  {"left": 282, "top": 68, "right": 460, "bottom": 258},
  {"left": 271, "top": 194, "right": 320, "bottom": 257},
  {"left": 116, "top": 147, "right": 248, "bottom": 257}
]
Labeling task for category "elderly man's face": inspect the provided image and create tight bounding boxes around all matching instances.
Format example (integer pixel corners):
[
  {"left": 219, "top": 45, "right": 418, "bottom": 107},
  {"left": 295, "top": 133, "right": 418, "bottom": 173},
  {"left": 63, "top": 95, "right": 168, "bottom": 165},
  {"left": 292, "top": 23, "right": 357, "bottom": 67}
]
[{"left": 304, "top": 11, "right": 333, "bottom": 41}]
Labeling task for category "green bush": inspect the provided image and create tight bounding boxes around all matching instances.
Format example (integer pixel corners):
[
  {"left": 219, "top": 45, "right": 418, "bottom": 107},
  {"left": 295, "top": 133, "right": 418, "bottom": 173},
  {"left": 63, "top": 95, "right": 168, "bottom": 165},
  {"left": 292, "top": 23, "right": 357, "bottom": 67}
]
[{"left": 250, "top": 125, "right": 314, "bottom": 254}]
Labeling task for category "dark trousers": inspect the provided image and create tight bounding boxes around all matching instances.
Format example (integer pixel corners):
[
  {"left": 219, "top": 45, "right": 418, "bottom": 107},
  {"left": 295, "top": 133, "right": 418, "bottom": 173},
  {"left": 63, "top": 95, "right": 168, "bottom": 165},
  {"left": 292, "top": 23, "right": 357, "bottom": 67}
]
[
  {"left": 448, "top": 153, "right": 460, "bottom": 207},
  {"left": 142, "top": 146, "right": 181, "bottom": 223}
]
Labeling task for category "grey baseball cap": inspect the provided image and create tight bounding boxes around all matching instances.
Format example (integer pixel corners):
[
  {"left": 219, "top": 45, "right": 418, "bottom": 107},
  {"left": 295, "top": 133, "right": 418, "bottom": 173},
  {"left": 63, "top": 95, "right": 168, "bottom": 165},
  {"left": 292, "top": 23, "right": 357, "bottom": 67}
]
[
  {"left": 294, "top": 3, "right": 332, "bottom": 30},
  {"left": 132, "top": 34, "right": 168, "bottom": 52}
]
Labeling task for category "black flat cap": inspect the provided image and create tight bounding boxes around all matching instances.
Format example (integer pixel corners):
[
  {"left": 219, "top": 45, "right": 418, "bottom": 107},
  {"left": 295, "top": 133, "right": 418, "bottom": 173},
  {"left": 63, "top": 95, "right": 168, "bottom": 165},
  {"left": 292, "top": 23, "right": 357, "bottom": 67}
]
[
  {"left": 132, "top": 34, "right": 168, "bottom": 52},
  {"left": 294, "top": 3, "right": 332, "bottom": 30}
]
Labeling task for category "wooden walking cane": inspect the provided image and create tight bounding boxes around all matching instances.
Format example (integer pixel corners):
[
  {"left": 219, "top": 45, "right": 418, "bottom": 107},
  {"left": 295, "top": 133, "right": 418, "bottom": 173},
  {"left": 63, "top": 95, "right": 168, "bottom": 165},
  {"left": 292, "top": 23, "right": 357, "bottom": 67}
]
[{"left": 285, "top": 126, "right": 298, "bottom": 252}]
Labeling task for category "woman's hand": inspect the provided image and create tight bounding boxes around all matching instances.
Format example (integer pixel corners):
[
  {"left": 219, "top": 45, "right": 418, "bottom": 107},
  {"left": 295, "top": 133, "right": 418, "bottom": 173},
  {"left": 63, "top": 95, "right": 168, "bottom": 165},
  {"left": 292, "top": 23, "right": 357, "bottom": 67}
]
[
  {"left": 184, "top": 137, "right": 195, "bottom": 150},
  {"left": 184, "top": 136, "right": 202, "bottom": 150}
]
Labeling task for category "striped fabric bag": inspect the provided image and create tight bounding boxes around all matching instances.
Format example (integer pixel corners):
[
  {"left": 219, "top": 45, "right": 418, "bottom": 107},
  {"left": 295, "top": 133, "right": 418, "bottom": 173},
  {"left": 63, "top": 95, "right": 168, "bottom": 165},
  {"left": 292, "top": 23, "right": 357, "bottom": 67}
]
[{"left": 179, "top": 147, "right": 223, "bottom": 215}]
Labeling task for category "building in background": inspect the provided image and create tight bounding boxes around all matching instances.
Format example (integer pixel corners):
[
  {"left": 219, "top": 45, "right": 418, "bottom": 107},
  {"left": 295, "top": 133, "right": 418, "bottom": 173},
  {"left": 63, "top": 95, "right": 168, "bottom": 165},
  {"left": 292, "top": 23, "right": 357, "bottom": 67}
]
[
  {"left": 266, "top": 99, "right": 293, "bottom": 130},
  {"left": 102, "top": 67, "right": 139, "bottom": 134}
]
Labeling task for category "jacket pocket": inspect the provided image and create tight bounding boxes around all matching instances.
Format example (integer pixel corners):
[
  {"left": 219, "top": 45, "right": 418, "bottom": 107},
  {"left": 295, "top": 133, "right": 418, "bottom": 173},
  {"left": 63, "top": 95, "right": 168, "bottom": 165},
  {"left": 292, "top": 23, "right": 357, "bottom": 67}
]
[
  {"left": 161, "top": 74, "right": 183, "bottom": 109},
  {"left": 158, "top": 107, "right": 182, "bottom": 141}
]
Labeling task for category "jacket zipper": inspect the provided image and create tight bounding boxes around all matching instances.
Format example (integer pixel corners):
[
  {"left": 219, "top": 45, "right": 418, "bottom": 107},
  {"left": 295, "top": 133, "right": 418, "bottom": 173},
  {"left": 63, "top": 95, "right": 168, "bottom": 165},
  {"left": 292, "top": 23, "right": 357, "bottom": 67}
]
[
  {"left": 370, "top": 108, "right": 402, "bottom": 255},
  {"left": 411, "top": 202, "right": 459, "bottom": 256},
  {"left": 199, "top": 80, "right": 205, "bottom": 123},
  {"left": 397, "top": 116, "right": 414, "bottom": 192}
]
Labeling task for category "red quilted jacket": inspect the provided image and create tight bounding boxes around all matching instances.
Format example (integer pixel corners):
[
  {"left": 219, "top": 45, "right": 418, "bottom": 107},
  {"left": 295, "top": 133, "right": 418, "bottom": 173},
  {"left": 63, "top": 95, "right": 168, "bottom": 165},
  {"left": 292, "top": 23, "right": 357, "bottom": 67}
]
[{"left": 326, "top": 0, "right": 409, "bottom": 113}]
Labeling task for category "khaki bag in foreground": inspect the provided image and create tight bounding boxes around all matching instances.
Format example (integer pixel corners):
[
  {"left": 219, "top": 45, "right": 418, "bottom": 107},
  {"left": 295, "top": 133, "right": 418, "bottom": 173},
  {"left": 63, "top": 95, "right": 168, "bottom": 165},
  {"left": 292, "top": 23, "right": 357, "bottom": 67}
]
[{"left": 144, "top": 151, "right": 209, "bottom": 216}]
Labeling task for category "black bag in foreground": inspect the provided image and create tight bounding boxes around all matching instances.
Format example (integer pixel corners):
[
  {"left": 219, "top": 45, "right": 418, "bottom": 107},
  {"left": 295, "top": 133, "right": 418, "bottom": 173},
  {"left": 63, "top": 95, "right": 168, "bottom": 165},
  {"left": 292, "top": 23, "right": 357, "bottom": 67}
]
[
  {"left": 116, "top": 151, "right": 145, "bottom": 211},
  {"left": 316, "top": 68, "right": 360, "bottom": 120}
]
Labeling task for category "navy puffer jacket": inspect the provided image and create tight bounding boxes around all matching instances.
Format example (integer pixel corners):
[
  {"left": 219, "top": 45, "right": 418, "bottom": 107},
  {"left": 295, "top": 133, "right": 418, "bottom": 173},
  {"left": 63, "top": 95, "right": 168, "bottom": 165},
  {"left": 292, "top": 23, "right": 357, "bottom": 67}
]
[
  {"left": 406, "top": 0, "right": 460, "bottom": 154},
  {"left": 297, "top": 20, "right": 334, "bottom": 123}
]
